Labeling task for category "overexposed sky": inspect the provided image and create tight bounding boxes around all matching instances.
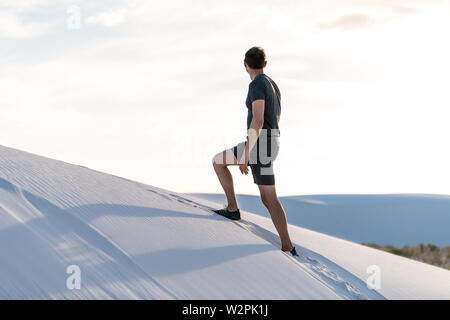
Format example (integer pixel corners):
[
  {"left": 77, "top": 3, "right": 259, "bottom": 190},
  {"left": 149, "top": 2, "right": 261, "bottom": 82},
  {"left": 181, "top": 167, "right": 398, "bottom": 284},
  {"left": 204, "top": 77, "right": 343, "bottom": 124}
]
[{"left": 1, "top": 0, "right": 450, "bottom": 196}]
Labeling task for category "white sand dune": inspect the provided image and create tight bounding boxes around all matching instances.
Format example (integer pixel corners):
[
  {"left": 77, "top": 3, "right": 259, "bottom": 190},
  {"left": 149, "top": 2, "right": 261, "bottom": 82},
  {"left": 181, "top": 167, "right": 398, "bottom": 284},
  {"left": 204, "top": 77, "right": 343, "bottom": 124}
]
[{"left": 0, "top": 145, "right": 448, "bottom": 299}]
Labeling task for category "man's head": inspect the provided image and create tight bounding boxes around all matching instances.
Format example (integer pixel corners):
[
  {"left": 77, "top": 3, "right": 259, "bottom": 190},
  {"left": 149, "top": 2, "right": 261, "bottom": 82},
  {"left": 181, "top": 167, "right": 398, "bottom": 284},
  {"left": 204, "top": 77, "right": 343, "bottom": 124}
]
[{"left": 244, "top": 46, "right": 267, "bottom": 73}]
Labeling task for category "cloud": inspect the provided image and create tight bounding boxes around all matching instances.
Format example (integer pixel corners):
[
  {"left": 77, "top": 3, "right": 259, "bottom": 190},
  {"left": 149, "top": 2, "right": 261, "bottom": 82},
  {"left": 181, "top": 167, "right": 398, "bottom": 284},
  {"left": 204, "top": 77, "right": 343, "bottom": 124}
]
[
  {"left": 317, "top": 14, "right": 374, "bottom": 31},
  {"left": 315, "top": 0, "right": 450, "bottom": 31},
  {"left": 202, "top": 7, "right": 239, "bottom": 17},
  {"left": 0, "top": 0, "right": 53, "bottom": 11},
  {"left": 393, "top": 6, "right": 420, "bottom": 15},
  {"left": 85, "top": 8, "right": 129, "bottom": 27},
  {"left": 0, "top": 11, "right": 53, "bottom": 38}
]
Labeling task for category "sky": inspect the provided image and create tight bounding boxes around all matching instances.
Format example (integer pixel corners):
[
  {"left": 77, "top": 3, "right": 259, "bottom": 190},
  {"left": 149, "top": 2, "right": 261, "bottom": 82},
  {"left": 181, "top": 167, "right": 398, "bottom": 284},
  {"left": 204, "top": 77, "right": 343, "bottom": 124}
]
[{"left": 1, "top": 0, "right": 450, "bottom": 196}]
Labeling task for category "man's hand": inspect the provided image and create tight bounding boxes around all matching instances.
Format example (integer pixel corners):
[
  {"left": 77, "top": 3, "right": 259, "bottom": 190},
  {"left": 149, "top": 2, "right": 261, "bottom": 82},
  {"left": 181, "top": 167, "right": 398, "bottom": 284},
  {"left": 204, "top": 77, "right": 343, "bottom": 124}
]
[
  {"left": 239, "top": 162, "right": 249, "bottom": 175},
  {"left": 239, "top": 147, "right": 249, "bottom": 175}
]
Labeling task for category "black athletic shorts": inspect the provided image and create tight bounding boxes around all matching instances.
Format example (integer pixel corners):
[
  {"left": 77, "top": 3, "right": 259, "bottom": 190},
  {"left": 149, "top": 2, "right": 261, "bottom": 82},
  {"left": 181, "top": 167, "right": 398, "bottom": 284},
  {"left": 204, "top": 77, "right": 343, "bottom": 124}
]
[{"left": 231, "top": 135, "right": 280, "bottom": 186}]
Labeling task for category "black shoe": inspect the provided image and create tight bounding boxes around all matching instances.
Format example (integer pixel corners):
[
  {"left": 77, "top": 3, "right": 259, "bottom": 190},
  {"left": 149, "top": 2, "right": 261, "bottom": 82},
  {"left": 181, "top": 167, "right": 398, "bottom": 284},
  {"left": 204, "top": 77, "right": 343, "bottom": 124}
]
[
  {"left": 283, "top": 246, "right": 299, "bottom": 257},
  {"left": 213, "top": 207, "right": 241, "bottom": 220},
  {"left": 290, "top": 247, "right": 299, "bottom": 257}
]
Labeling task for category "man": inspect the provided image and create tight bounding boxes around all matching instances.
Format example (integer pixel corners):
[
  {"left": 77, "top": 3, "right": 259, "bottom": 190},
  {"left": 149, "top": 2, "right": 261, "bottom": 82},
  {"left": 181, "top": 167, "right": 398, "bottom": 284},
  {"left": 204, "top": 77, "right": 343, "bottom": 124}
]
[{"left": 212, "top": 46, "right": 297, "bottom": 256}]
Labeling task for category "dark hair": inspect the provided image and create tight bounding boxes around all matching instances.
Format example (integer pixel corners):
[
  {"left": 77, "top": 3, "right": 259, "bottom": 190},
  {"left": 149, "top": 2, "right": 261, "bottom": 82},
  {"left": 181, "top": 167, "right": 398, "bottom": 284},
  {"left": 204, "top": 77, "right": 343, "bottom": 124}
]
[{"left": 244, "top": 46, "right": 266, "bottom": 69}]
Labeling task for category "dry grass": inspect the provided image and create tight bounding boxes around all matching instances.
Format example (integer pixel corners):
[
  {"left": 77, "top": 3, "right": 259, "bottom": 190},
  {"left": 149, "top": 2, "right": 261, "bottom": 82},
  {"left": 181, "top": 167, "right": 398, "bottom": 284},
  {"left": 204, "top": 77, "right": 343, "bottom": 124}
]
[{"left": 363, "top": 243, "right": 450, "bottom": 270}]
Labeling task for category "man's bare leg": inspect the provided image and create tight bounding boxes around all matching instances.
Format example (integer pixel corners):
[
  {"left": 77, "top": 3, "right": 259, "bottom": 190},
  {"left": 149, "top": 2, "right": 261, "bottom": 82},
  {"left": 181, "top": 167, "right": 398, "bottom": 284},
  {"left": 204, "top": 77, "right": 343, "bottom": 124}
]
[
  {"left": 258, "top": 185, "right": 293, "bottom": 251},
  {"left": 212, "top": 150, "right": 239, "bottom": 211}
]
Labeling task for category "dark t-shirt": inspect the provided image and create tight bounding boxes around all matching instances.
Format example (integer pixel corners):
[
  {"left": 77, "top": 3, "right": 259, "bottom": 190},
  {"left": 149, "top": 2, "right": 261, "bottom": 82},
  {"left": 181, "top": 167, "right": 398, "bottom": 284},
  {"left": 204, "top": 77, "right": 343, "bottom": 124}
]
[{"left": 246, "top": 73, "right": 281, "bottom": 135}]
